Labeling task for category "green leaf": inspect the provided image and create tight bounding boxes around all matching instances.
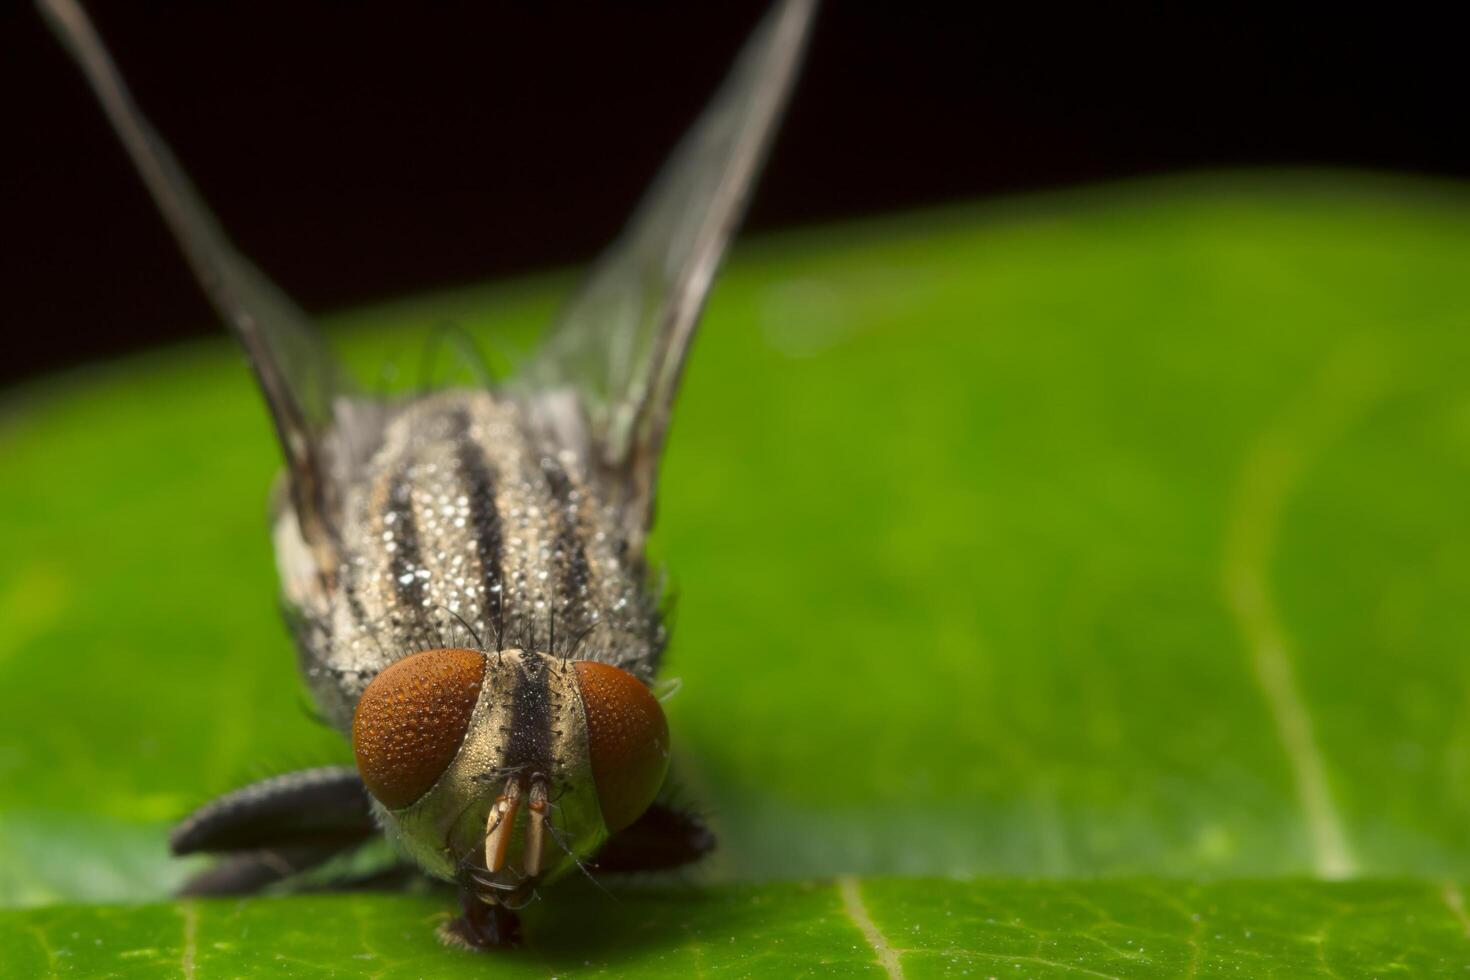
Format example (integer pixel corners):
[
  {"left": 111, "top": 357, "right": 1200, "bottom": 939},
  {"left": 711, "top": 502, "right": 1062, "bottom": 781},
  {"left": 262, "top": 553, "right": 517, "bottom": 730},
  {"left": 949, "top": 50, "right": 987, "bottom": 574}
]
[
  {"left": 4, "top": 880, "right": 1470, "bottom": 977},
  {"left": 4, "top": 174, "right": 1470, "bottom": 975}
]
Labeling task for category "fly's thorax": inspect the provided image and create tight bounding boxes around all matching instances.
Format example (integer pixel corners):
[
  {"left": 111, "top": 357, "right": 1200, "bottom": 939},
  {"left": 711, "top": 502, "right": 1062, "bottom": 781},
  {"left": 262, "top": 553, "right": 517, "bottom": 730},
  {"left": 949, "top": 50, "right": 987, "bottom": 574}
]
[
  {"left": 275, "top": 390, "right": 667, "bottom": 732},
  {"left": 351, "top": 648, "right": 670, "bottom": 893}
]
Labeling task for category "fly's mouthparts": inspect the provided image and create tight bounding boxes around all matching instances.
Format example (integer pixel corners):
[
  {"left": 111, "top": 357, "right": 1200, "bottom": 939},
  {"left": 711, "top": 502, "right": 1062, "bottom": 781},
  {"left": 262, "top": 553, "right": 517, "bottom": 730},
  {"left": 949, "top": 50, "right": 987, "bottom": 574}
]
[
  {"left": 524, "top": 780, "right": 549, "bottom": 878},
  {"left": 483, "top": 778, "right": 521, "bottom": 873},
  {"left": 482, "top": 775, "right": 550, "bottom": 880}
]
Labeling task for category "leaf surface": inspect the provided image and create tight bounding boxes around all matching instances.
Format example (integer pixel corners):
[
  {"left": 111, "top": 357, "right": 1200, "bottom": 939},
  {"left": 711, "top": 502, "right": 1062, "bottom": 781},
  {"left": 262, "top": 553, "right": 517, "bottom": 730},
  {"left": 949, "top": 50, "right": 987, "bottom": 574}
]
[{"left": 4, "top": 880, "right": 1469, "bottom": 978}]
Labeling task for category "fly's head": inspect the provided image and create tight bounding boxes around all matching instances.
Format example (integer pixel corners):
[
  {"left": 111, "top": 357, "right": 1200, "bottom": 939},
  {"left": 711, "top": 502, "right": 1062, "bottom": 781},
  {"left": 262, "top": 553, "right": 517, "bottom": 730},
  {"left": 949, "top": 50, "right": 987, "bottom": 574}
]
[{"left": 351, "top": 647, "right": 668, "bottom": 902}]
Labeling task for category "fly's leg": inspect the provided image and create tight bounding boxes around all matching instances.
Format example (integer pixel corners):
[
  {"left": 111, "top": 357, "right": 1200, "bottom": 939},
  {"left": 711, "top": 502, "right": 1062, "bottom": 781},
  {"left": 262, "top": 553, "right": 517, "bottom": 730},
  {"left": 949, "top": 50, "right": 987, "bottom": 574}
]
[
  {"left": 592, "top": 803, "right": 715, "bottom": 873},
  {"left": 441, "top": 885, "right": 523, "bottom": 951},
  {"left": 178, "top": 843, "right": 360, "bottom": 896},
  {"left": 170, "top": 766, "right": 378, "bottom": 895}
]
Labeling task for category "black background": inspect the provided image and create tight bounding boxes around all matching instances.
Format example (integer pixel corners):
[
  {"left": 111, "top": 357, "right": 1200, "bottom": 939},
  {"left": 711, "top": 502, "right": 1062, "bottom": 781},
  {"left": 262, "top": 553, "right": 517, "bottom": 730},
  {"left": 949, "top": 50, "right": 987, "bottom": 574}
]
[{"left": 5, "top": 3, "right": 1466, "bottom": 386}]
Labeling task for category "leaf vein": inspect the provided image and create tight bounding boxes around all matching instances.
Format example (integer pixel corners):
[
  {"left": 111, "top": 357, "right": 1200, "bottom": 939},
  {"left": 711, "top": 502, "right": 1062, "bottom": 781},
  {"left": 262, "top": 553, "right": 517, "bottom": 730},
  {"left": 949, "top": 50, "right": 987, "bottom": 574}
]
[
  {"left": 1221, "top": 347, "right": 1387, "bottom": 878},
  {"left": 177, "top": 900, "right": 198, "bottom": 980},
  {"left": 838, "top": 875, "right": 904, "bottom": 980}
]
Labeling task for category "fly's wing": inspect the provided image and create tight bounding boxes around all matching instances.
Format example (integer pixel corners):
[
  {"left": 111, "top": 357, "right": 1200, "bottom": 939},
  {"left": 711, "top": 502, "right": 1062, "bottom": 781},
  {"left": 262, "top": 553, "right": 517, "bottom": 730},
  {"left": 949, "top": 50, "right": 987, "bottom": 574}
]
[
  {"left": 521, "top": 0, "right": 815, "bottom": 550},
  {"left": 38, "top": 0, "right": 372, "bottom": 572}
]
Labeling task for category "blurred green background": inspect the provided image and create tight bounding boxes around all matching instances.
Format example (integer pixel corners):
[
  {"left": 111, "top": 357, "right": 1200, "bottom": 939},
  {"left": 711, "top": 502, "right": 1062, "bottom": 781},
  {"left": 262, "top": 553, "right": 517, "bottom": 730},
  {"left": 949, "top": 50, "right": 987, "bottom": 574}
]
[{"left": 4, "top": 175, "right": 1470, "bottom": 976}]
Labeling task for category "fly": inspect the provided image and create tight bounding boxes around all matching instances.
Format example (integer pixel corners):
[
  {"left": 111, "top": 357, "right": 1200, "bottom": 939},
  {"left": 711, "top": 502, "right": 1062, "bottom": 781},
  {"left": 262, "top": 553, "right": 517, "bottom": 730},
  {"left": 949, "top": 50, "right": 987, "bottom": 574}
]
[{"left": 40, "top": 0, "right": 814, "bottom": 949}]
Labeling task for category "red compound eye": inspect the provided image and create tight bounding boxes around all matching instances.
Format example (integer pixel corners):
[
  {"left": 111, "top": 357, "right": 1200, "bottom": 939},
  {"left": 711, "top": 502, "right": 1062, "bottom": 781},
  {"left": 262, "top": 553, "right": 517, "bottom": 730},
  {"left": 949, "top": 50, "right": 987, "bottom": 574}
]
[
  {"left": 574, "top": 661, "right": 669, "bottom": 832},
  {"left": 353, "top": 648, "right": 486, "bottom": 809}
]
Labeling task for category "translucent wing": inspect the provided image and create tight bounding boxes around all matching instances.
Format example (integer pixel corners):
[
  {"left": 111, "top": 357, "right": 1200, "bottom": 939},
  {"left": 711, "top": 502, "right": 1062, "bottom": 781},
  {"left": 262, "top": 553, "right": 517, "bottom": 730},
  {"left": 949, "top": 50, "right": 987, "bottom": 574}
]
[
  {"left": 38, "top": 0, "right": 359, "bottom": 563},
  {"left": 522, "top": 0, "right": 815, "bottom": 546}
]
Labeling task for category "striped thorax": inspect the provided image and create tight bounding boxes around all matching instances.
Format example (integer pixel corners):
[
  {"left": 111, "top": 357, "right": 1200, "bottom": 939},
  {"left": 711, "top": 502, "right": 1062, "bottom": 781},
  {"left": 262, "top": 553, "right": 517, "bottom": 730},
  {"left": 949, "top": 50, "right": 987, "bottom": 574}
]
[{"left": 279, "top": 392, "right": 664, "bottom": 729}]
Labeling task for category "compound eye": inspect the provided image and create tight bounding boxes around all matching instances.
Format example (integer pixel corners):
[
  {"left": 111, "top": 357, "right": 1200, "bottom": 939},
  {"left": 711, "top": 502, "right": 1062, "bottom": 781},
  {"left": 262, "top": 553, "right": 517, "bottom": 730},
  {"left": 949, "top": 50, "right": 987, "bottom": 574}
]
[
  {"left": 574, "top": 661, "right": 670, "bottom": 832},
  {"left": 352, "top": 648, "right": 486, "bottom": 809}
]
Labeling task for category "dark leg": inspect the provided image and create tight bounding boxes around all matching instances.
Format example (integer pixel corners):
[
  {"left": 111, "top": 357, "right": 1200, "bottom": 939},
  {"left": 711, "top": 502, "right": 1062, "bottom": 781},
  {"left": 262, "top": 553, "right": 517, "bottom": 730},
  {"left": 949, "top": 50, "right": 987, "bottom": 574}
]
[
  {"left": 440, "top": 886, "right": 523, "bottom": 951},
  {"left": 171, "top": 766, "right": 378, "bottom": 895},
  {"left": 170, "top": 766, "right": 374, "bottom": 854},
  {"left": 592, "top": 803, "right": 716, "bottom": 873},
  {"left": 178, "top": 843, "right": 355, "bottom": 896}
]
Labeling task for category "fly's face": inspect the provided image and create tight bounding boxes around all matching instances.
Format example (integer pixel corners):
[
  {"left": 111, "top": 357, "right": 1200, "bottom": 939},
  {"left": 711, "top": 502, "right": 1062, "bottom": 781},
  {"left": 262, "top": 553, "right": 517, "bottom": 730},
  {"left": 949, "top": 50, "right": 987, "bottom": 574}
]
[
  {"left": 44, "top": 0, "right": 813, "bottom": 950},
  {"left": 351, "top": 649, "right": 668, "bottom": 900}
]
